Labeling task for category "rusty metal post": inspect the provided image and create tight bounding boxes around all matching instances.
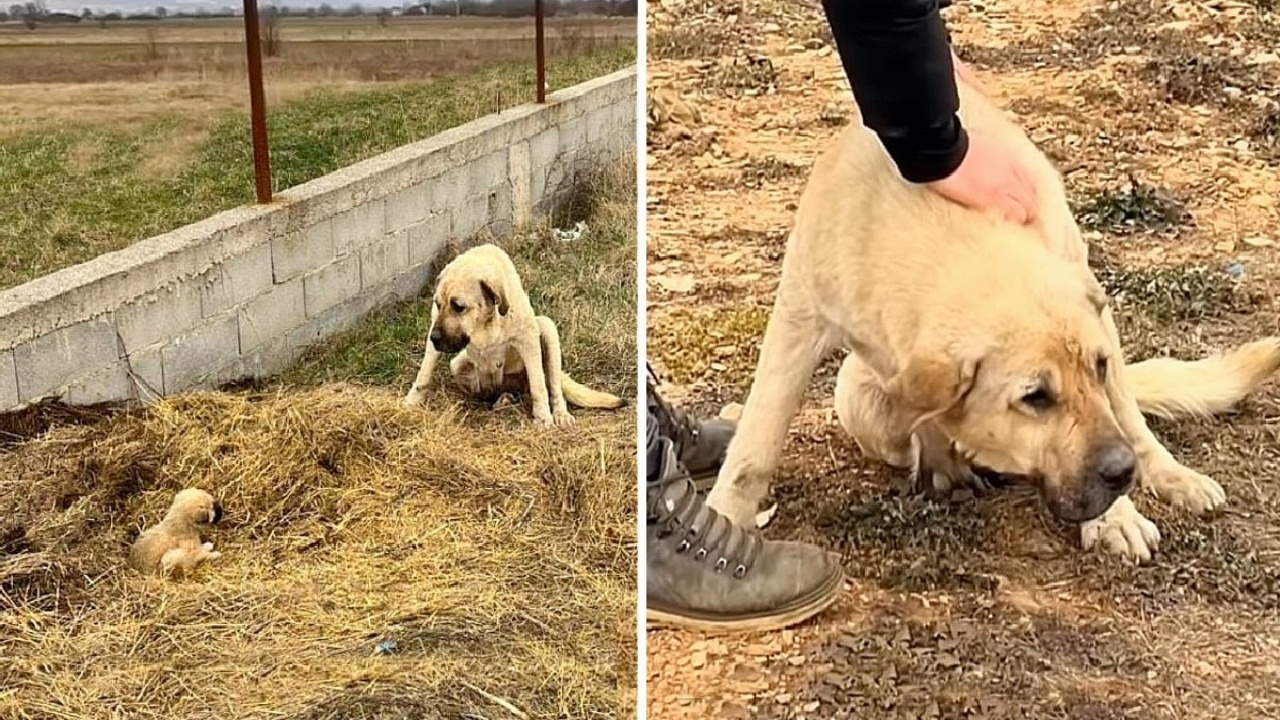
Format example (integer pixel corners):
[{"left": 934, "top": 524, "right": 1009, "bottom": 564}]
[
  {"left": 534, "top": 0, "right": 546, "bottom": 103},
  {"left": 242, "top": 0, "right": 273, "bottom": 204}
]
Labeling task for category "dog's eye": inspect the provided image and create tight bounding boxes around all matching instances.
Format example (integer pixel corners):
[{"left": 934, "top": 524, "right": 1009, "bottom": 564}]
[
  {"left": 450, "top": 300, "right": 467, "bottom": 313},
  {"left": 1096, "top": 357, "right": 1109, "bottom": 382},
  {"left": 1022, "top": 388, "right": 1054, "bottom": 410}
]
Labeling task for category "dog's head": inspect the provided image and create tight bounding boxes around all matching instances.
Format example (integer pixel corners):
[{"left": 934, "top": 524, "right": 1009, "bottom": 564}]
[
  {"left": 428, "top": 269, "right": 509, "bottom": 354},
  {"left": 167, "top": 488, "right": 223, "bottom": 526},
  {"left": 888, "top": 267, "right": 1133, "bottom": 522}
]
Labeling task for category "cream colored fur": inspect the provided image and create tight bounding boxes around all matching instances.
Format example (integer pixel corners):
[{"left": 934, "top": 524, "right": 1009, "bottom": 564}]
[
  {"left": 402, "top": 243, "right": 624, "bottom": 426},
  {"left": 128, "top": 488, "right": 222, "bottom": 578},
  {"left": 707, "top": 71, "right": 1280, "bottom": 563}
]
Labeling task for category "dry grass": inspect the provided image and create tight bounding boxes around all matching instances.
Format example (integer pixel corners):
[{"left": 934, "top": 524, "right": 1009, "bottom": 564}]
[
  {"left": 0, "top": 385, "right": 636, "bottom": 720},
  {"left": 0, "top": 17, "right": 634, "bottom": 138},
  {"left": 0, "top": 16, "right": 633, "bottom": 88},
  {"left": 0, "top": 16, "right": 632, "bottom": 46}
]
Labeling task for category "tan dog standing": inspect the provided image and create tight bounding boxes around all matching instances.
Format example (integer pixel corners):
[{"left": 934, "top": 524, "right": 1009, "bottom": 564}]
[
  {"left": 129, "top": 488, "right": 224, "bottom": 577},
  {"left": 402, "top": 243, "right": 625, "bottom": 426},
  {"left": 707, "top": 70, "right": 1280, "bottom": 563}
]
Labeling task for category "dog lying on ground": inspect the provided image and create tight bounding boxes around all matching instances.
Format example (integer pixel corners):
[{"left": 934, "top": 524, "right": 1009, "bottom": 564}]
[
  {"left": 129, "top": 488, "right": 224, "bottom": 577},
  {"left": 706, "top": 70, "right": 1280, "bottom": 563},
  {"left": 402, "top": 243, "right": 625, "bottom": 426}
]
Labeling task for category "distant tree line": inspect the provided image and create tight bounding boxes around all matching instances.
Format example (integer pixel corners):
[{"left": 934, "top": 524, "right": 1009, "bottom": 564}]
[{"left": 0, "top": 0, "right": 634, "bottom": 25}]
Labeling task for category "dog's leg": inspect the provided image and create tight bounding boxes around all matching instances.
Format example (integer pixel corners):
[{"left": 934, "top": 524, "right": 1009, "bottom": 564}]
[
  {"left": 159, "top": 548, "right": 188, "bottom": 577},
  {"left": 159, "top": 543, "right": 220, "bottom": 577},
  {"left": 834, "top": 352, "right": 912, "bottom": 468},
  {"left": 199, "top": 541, "right": 223, "bottom": 564},
  {"left": 403, "top": 307, "right": 443, "bottom": 407},
  {"left": 1102, "top": 307, "right": 1226, "bottom": 514},
  {"left": 536, "top": 316, "right": 574, "bottom": 426},
  {"left": 706, "top": 282, "right": 832, "bottom": 527},
  {"left": 515, "top": 330, "right": 555, "bottom": 427},
  {"left": 834, "top": 354, "right": 994, "bottom": 496}
]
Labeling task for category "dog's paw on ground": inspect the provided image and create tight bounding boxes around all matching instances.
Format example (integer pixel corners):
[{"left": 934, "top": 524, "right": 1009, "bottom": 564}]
[
  {"left": 1080, "top": 495, "right": 1161, "bottom": 563},
  {"left": 1146, "top": 462, "right": 1228, "bottom": 515}
]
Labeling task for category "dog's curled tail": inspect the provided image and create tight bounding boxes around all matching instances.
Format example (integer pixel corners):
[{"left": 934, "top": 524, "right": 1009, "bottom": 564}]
[
  {"left": 562, "top": 374, "right": 626, "bottom": 409},
  {"left": 1126, "top": 337, "right": 1280, "bottom": 419}
]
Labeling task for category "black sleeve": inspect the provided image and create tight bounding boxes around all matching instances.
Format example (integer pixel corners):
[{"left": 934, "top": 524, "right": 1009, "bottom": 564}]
[{"left": 820, "top": 0, "right": 968, "bottom": 183}]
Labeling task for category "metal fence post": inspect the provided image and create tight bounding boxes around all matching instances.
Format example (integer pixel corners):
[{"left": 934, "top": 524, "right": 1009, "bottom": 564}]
[
  {"left": 535, "top": 0, "right": 546, "bottom": 103},
  {"left": 242, "top": 0, "right": 273, "bottom": 204}
]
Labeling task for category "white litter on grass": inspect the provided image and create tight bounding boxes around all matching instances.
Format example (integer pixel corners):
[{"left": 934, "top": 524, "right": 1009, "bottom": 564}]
[{"left": 553, "top": 221, "right": 588, "bottom": 243}]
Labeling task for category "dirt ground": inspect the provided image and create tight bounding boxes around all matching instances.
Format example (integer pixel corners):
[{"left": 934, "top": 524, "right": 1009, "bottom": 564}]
[{"left": 645, "top": 0, "right": 1280, "bottom": 717}]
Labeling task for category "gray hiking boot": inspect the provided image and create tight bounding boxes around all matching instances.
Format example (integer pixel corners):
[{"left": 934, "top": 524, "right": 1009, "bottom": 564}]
[
  {"left": 646, "top": 437, "right": 845, "bottom": 634},
  {"left": 646, "top": 364, "right": 735, "bottom": 487}
]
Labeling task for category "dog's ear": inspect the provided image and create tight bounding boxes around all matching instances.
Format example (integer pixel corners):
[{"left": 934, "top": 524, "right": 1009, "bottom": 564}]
[
  {"left": 884, "top": 352, "right": 981, "bottom": 433},
  {"left": 479, "top": 279, "right": 509, "bottom": 317}
]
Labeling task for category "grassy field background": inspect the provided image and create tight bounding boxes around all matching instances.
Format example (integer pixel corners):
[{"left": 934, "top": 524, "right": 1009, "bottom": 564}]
[{"left": 0, "top": 15, "right": 635, "bottom": 291}]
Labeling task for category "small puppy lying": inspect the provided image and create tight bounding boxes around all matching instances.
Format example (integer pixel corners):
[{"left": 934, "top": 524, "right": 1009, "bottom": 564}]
[
  {"left": 403, "top": 243, "right": 625, "bottom": 426},
  {"left": 129, "top": 488, "right": 223, "bottom": 578}
]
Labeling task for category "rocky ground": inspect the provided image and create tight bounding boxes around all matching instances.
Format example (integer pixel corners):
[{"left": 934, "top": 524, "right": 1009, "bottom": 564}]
[{"left": 645, "top": 0, "right": 1280, "bottom": 717}]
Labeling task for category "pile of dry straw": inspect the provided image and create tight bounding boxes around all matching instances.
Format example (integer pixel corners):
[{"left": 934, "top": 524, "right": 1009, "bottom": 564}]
[{"left": 0, "top": 384, "right": 637, "bottom": 719}]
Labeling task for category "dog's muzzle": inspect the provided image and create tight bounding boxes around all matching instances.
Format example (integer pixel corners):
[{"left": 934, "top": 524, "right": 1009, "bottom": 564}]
[
  {"left": 1044, "top": 450, "right": 1135, "bottom": 522},
  {"left": 430, "top": 329, "right": 469, "bottom": 354}
]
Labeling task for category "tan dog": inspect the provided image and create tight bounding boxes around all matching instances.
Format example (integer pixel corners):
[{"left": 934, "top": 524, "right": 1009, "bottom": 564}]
[
  {"left": 402, "top": 243, "right": 625, "bottom": 426},
  {"left": 707, "top": 71, "right": 1280, "bottom": 563},
  {"left": 129, "top": 488, "right": 223, "bottom": 577}
]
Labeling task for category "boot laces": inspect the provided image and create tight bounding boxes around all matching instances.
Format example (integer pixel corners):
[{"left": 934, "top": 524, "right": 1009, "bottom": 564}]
[
  {"left": 648, "top": 438, "right": 761, "bottom": 578},
  {"left": 646, "top": 364, "right": 704, "bottom": 465}
]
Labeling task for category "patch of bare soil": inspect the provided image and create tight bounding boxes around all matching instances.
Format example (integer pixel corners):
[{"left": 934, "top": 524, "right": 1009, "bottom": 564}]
[{"left": 645, "top": 0, "right": 1280, "bottom": 716}]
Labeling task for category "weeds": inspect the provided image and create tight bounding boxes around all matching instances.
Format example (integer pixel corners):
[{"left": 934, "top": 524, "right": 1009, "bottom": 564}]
[
  {"left": 1095, "top": 263, "right": 1257, "bottom": 323},
  {"left": 709, "top": 55, "right": 778, "bottom": 98},
  {"left": 650, "top": 28, "right": 733, "bottom": 60},
  {"left": 739, "top": 157, "right": 806, "bottom": 189},
  {"left": 1074, "top": 176, "right": 1191, "bottom": 235}
]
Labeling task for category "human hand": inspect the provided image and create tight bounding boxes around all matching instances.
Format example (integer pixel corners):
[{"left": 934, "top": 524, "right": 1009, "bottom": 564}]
[{"left": 926, "top": 131, "right": 1039, "bottom": 225}]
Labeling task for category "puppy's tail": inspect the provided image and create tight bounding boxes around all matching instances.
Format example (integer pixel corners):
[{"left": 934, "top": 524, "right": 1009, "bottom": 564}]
[
  {"left": 562, "top": 374, "right": 626, "bottom": 409},
  {"left": 1126, "top": 337, "right": 1280, "bottom": 419}
]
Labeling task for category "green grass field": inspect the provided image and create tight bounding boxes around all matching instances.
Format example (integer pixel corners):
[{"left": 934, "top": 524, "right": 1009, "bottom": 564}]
[{"left": 0, "top": 43, "right": 634, "bottom": 291}]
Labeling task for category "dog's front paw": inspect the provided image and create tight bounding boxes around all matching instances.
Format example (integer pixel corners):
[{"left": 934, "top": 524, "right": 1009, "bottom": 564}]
[
  {"left": 202, "top": 542, "right": 215, "bottom": 551},
  {"left": 402, "top": 389, "right": 427, "bottom": 408},
  {"left": 910, "top": 433, "right": 991, "bottom": 500},
  {"left": 705, "top": 485, "right": 760, "bottom": 529},
  {"left": 553, "top": 409, "right": 575, "bottom": 427},
  {"left": 1144, "top": 461, "right": 1226, "bottom": 514},
  {"left": 532, "top": 410, "right": 554, "bottom": 428},
  {"left": 1080, "top": 495, "right": 1161, "bottom": 564},
  {"left": 206, "top": 550, "right": 223, "bottom": 561}
]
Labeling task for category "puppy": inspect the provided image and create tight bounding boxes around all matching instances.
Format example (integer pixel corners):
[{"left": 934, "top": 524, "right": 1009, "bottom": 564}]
[
  {"left": 129, "top": 488, "right": 223, "bottom": 578},
  {"left": 402, "top": 243, "right": 625, "bottom": 427}
]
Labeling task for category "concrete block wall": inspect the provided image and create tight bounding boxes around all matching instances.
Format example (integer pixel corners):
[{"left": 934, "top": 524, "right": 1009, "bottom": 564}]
[{"left": 0, "top": 66, "right": 636, "bottom": 411}]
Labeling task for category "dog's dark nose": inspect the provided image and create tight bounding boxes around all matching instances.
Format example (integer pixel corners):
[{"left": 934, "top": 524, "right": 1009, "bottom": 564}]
[
  {"left": 429, "top": 329, "right": 442, "bottom": 344},
  {"left": 1093, "top": 444, "right": 1136, "bottom": 491}
]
